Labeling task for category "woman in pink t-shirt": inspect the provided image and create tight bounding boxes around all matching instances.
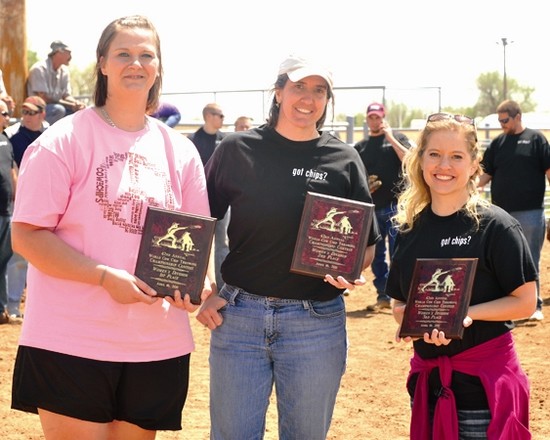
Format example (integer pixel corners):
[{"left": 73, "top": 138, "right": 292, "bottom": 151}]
[{"left": 11, "top": 15, "right": 212, "bottom": 439}]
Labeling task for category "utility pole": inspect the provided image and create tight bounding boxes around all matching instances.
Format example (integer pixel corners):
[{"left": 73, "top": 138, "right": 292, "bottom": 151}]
[
  {"left": 0, "top": 0, "right": 27, "bottom": 117},
  {"left": 498, "top": 37, "right": 513, "bottom": 100}
]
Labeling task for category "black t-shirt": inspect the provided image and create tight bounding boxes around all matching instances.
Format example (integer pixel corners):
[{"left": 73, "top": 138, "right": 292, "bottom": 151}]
[
  {"left": 188, "top": 126, "right": 225, "bottom": 166},
  {"left": 205, "top": 126, "right": 381, "bottom": 301},
  {"left": 386, "top": 204, "right": 537, "bottom": 408},
  {"left": 481, "top": 128, "right": 550, "bottom": 211},
  {"left": 0, "top": 133, "right": 14, "bottom": 216},
  {"left": 9, "top": 125, "right": 43, "bottom": 167},
  {"left": 354, "top": 132, "right": 411, "bottom": 207}
]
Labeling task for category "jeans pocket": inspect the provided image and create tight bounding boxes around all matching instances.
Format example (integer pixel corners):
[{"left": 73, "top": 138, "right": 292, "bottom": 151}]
[{"left": 308, "top": 296, "right": 345, "bottom": 319}]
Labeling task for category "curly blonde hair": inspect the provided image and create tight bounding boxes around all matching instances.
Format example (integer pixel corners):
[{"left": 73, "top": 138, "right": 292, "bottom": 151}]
[{"left": 393, "top": 117, "right": 488, "bottom": 233}]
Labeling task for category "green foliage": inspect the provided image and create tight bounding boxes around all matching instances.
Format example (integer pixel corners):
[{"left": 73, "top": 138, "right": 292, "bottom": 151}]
[
  {"left": 336, "top": 71, "right": 537, "bottom": 128},
  {"left": 69, "top": 62, "right": 95, "bottom": 103},
  {"left": 473, "top": 71, "right": 535, "bottom": 116},
  {"left": 27, "top": 50, "right": 38, "bottom": 68}
]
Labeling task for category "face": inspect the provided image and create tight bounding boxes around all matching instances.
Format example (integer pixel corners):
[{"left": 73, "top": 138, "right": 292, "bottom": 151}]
[
  {"left": 497, "top": 111, "right": 520, "bottom": 135},
  {"left": 21, "top": 107, "right": 45, "bottom": 131},
  {"left": 275, "top": 75, "right": 328, "bottom": 134},
  {"left": 206, "top": 108, "right": 225, "bottom": 130},
  {"left": 0, "top": 102, "right": 9, "bottom": 129},
  {"left": 421, "top": 129, "right": 478, "bottom": 206},
  {"left": 60, "top": 50, "right": 72, "bottom": 65},
  {"left": 366, "top": 113, "right": 384, "bottom": 134},
  {"left": 100, "top": 27, "right": 159, "bottom": 97},
  {"left": 235, "top": 118, "right": 252, "bottom": 132}
]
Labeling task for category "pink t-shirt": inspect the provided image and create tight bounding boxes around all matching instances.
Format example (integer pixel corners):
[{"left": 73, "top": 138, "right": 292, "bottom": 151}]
[{"left": 14, "top": 107, "right": 210, "bottom": 362}]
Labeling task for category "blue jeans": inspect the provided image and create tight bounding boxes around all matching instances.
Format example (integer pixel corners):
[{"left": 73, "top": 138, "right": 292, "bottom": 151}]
[
  {"left": 0, "top": 216, "right": 12, "bottom": 312},
  {"left": 509, "top": 209, "right": 545, "bottom": 310},
  {"left": 7, "top": 252, "right": 28, "bottom": 316},
  {"left": 371, "top": 204, "right": 397, "bottom": 301},
  {"left": 209, "top": 285, "right": 347, "bottom": 440}
]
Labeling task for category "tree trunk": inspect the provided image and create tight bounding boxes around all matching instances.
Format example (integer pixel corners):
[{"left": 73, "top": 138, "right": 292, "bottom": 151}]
[{"left": 0, "top": 0, "right": 27, "bottom": 117}]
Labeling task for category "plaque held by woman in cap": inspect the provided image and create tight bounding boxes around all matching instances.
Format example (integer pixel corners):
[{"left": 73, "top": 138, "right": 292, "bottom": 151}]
[{"left": 290, "top": 192, "right": 374, "bottom": 280}]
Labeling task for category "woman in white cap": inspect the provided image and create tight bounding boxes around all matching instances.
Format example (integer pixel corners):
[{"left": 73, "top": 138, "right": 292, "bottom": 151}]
[
  {"left": 11, "top": 15, "right": 211, "bottom": 439},
  {"left": 197, "top": 55, "right": 380, "bottom": 439}
]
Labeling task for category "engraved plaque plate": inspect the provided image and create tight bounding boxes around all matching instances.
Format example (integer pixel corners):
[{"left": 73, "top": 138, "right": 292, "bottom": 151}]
[
  {"left": 291, "top": 192, "right": 374, "bottom": 280},
  {"left": 399, "top": 258, "right": 478, "bottom": 340},
  {"left": 135, "top": 207, "right": 215, "bottom": 305}
]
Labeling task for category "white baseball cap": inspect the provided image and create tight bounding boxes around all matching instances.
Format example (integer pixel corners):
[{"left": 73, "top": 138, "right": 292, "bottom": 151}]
[{"left": 278, "top": 55, "right": 333, "bottom": 90}]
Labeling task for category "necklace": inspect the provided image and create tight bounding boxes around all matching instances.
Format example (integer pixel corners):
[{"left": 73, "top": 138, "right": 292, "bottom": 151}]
[{"left": 99, "top": 107, "right": 116, "bottom": 128}]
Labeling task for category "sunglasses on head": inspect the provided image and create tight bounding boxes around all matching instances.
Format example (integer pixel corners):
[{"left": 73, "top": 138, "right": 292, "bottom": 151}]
[
  {"left": 22, "top": 109, "right": 40, "bottom": 116},
  {"left": 427, "top": 113, "right": 475, "bottom": 126},
  {"left": 426, "top": 112, "right": 477, "bottom": 141}
]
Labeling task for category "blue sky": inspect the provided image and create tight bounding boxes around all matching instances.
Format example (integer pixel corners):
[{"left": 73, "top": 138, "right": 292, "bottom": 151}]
[{"left": 26, "top": 0, "right": 550, "bottom": 122}]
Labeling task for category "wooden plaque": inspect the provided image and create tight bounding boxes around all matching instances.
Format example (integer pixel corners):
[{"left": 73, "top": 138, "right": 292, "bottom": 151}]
[
  {"left": 399, "top": 258, "right": 478, "bottom": 340},
  {"left": 134, "top": 207, "right": 215, "bottom": 305},
  {"left": 290, "top": 192, "right": 374, "bottom": 280}
]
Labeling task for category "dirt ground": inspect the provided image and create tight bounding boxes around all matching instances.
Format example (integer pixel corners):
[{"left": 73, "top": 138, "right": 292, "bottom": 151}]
[{"left": 1, "top": 246, "right": 549, "bottom": 440}]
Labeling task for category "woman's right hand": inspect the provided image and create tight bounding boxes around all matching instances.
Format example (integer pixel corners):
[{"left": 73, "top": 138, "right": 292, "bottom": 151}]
[
  {"left": 102, "top": 267, "right": 159, "bottom": 305},
  {"left": 196, "top": 295, "right": 227, "bottom": 330}
]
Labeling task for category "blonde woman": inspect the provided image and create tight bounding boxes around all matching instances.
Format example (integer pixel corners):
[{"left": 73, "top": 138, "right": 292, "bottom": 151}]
[{"left": 387, "top": 114, "right": 536, "bottom": 439}]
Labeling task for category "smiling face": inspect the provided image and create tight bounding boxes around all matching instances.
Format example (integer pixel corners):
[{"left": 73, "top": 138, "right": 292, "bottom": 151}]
[
  {"left": 99, "top": 27, "right": 160, "bottom": 99},
  {"left": 421, "top": 129, "right": 478, "bottom": 209},
  {"left": 274, "top": 75, "right": 329, "bottom": 139}
]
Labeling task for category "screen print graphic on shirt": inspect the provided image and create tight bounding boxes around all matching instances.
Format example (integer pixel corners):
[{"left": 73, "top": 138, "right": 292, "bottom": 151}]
[{"left": 95, "top": 151, "right": 174, "bottom": 235}]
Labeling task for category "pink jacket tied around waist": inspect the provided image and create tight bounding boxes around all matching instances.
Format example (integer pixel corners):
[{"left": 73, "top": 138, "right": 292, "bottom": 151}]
[{"left": 409, "top": 331, "right": 530, "bottom": 440}]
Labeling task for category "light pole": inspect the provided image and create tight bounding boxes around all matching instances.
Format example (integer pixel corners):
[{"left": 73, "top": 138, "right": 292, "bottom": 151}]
[{"left": 499, "top": 37, "right": 513, "bottom": 100}]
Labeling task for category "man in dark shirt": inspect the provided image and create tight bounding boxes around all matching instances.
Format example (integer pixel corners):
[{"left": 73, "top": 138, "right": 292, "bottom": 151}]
[
  {"left": 188, "top": 103, "right": 225, "bottom": 166},
  {"left": 479, "top": 99, "right": 550, "bottom": 321},
  {"left": 9, "top": 96, "right": 47, "bottom": 166},
  {"left": 5, "top": 96, "right": 47, "bottom": 320},
  {"left": 354, "top": 103, "right": 411, "bottom": 311},
  {"left": 0, "top": 100, "right": 16, "bottom": 323},
  {"left": 188, "top": 103, "right": 227, "bottom": 290}
]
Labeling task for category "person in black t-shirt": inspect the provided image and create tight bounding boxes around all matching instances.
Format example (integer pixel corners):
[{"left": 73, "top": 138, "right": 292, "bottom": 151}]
[
  {"left": 354, "top": 102, "right": 411, "bottom": 311},
  {"left": 479, "top": 99, "right": 550, "bottom": 321},
  {"left": 196, "top": 55, "right": 379, "bottom": 440},
  {"left": 188, "top": 103, "right": 227, "bottom": 290},
  {"left": 387, "top": 112, "right": 536, "bottom": 438}
]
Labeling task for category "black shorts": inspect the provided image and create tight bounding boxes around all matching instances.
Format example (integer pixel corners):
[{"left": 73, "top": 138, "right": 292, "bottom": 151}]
[{"left": 11, "top": 346, "right": 190, "bottom": 431}]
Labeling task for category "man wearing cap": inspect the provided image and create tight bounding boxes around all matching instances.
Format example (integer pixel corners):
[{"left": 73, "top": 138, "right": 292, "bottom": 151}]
[
  {"left": 8, "top": 96, "right": 48, "bottom": 166},
  {"left": 27, "top": 40, "right": 85, "bottom": 125},
  {"left": 4, "top": 96, "right": 48, "bottom": 320},
  {"left": 0, "top": 100, "right": 16, "bottom": 324},
  {"left": 5, "top": 96, "right": 47, "bottom": 320},
  {"left": 354, "top": 102, "right": 411, "bottom": 312}
]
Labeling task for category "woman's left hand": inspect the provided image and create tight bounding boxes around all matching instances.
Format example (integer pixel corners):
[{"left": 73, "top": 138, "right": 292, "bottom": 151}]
[
  {"left": 165, "top": 278, "right": 215, "bottom": 312},
  {"left": 422, "top": 317, "right": 473, "bottom": 346},
  {"left": 324, "top": 273, "right": 366, "bottom": 291},
  {"left": 164, "top": 290, "right": 202, "bottom": 312}
]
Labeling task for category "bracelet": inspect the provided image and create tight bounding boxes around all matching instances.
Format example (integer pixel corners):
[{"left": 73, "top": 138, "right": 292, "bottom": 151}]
[{"left": 99, "top": 266, "right": 108, "bottom": 286}]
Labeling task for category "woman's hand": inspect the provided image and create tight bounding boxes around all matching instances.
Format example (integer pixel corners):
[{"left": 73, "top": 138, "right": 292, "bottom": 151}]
[
  {"left": 420, "top": 317, "right": 473, "bottom": 346},
  {"left": 324, "top": 273, "right": 366, "bottom": 291},
  {"left": 102, "top": 267, "right": 159, "bottom": 305},
  {"left": 196, "top": 295, "right": 228, "bottom": 330},
  {"left": 392, "top": 301, "right": 415, "bottom": 343}
]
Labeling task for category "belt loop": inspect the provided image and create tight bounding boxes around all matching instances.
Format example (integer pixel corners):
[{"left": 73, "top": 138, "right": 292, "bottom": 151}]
[
  {"left": 220, "top": 284, "right": 240, "bottom": 305},
  {"left": 302, "top": 300, "right": 310, "bottom": 310}
]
